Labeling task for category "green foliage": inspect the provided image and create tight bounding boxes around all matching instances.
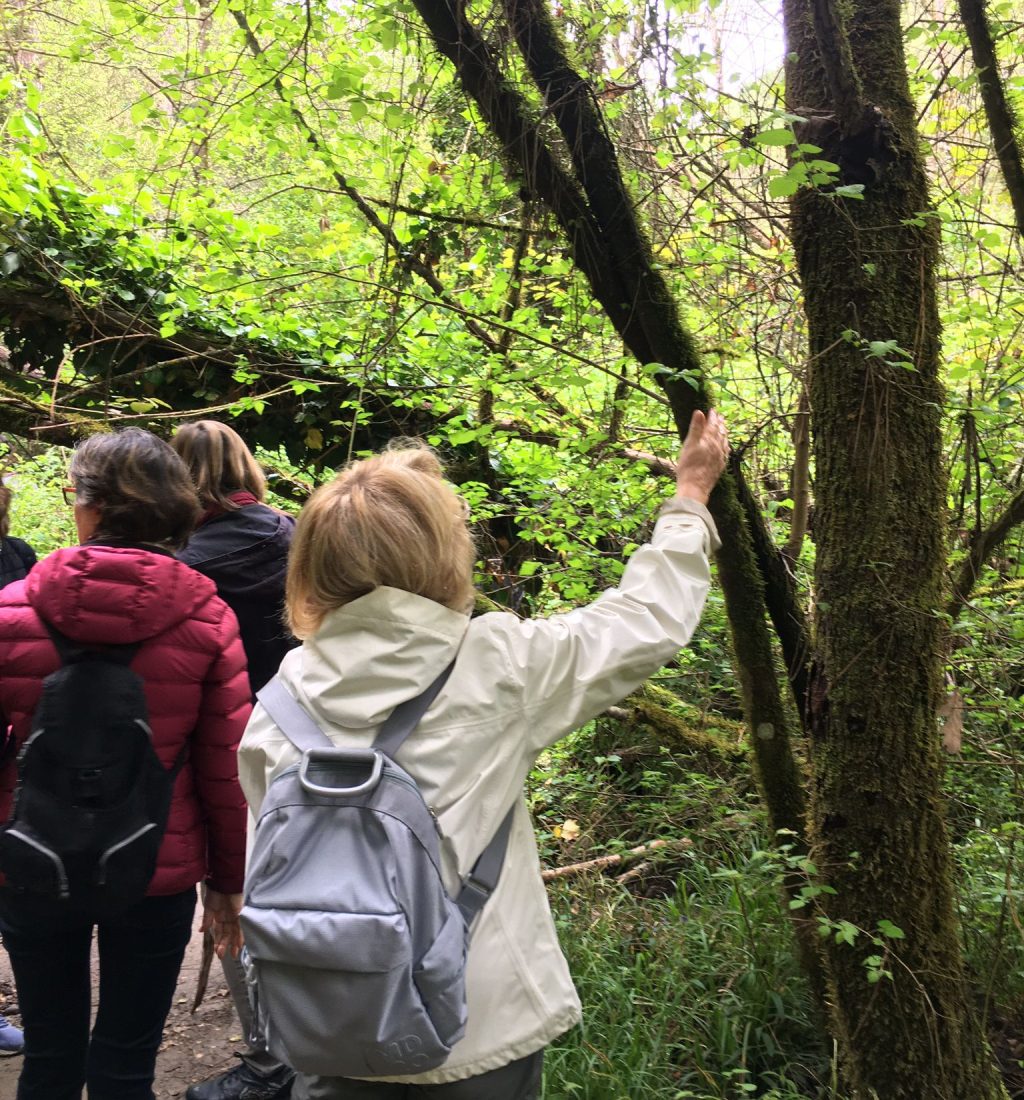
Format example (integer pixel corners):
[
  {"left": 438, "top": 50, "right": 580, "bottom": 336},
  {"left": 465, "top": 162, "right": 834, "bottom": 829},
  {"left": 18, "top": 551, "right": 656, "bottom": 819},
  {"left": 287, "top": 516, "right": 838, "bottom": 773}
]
[
  {"left": 2, "top": 0, "right": 1024, "bottom": 1091},
  {"left": 541, "top": 840, "right": 831, "bottom": 1098},
  {"left": 1, "top": 447, "right": 76, "bottom": 554}
]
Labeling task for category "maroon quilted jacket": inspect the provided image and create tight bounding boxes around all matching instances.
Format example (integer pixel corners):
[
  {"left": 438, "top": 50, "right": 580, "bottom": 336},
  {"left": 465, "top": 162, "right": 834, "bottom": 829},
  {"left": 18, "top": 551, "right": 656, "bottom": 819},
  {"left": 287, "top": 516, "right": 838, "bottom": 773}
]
[{"left": 0, "top": 543, "right": 250, "bottom": 895}]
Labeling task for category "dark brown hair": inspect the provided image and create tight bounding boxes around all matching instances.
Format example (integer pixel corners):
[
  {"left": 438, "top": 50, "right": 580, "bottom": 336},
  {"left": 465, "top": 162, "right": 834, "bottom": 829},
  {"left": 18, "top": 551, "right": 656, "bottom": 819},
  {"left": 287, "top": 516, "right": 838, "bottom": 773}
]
[
  {"left": 70, "top": 429, "right": 200, "bottom": 549},
  {"left": 0, "top": 484, "right": 10, "bottom": 539}
]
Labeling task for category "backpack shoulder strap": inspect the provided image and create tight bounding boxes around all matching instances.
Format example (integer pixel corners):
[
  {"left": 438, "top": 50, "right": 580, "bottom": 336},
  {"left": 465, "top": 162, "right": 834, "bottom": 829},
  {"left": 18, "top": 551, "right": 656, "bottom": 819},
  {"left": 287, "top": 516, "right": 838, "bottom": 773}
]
[
  {"left": 370, "top": 660, "right": 512, "bottom": 925},
  {"left": 373, "top": 662, "right": 455, "bottom": 759},
  {"left": 42, "top": 621, "right": 141, "bottom": 667},
  {"left": 456, "top": 806, "right": 514, "bottom": 925},
  {"left": 256, "top": 677, "right": 333, "bottom": 753}
]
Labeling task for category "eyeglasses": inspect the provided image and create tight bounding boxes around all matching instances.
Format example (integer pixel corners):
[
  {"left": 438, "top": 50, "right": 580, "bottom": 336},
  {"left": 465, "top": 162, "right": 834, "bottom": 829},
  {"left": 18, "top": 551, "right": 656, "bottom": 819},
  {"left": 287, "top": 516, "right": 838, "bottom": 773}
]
[{"left": 61, "top": 485, "right": 76, "bottom": 506}]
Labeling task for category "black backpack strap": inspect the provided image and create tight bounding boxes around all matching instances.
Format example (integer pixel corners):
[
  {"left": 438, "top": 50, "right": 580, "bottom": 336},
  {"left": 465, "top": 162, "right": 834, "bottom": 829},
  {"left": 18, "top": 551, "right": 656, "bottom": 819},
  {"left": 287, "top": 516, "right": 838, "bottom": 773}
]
[
  {"left": 256, "top": 677, "right": 333, "bottom": 754},
  {"left": 456, "top": 806, "right": 514, "bottom": 926},
  {"left": 42, "top": 621, "right": 142, "bottom": 667},
  {"left": 372, "top": 663, "right": 455, "bottom": 759}
]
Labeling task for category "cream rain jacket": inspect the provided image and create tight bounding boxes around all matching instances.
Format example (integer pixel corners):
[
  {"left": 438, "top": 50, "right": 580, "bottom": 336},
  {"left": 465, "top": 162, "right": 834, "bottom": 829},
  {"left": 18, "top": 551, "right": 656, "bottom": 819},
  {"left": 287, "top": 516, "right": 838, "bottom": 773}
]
[{"left": 238, "top": 498, "right": 720, "bottom": 1085}]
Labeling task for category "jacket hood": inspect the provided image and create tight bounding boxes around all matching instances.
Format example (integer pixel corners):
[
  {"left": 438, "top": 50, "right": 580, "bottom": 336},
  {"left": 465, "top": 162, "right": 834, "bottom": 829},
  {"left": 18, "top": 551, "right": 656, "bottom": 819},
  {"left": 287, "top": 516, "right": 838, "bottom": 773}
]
[
  {"left": 293, "top": 586, "right": 470, "bottom": 730},
  {"left": 26, "top": 544, "right": 220, "bottom": 645}
]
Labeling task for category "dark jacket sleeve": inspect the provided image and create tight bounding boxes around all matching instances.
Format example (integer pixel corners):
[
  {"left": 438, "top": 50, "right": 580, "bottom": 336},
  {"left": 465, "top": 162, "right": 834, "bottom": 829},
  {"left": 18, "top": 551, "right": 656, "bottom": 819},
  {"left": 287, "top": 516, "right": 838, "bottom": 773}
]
[
  {"left": 13, "top": 540, "right": 37, "bottom": 573},
  {"left": 192, "top": 602, "right": 251, "bottom": 894}
]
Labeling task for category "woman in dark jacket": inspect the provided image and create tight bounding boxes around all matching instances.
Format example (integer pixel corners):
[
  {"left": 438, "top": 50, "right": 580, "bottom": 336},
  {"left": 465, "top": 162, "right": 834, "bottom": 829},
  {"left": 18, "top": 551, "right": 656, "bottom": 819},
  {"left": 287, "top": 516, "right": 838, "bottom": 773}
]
[
  {"left": 172, "top": 420, "right": 297, "bottom": 697},
  {"left": 0, "top": 484, "right": 36, "bottom": 591},
  {"left": 171, "top": 420, "right": 297, "bottom": 1100},
  {"left": 0, "top": 428, "right": 251, "bottom": 1100}
]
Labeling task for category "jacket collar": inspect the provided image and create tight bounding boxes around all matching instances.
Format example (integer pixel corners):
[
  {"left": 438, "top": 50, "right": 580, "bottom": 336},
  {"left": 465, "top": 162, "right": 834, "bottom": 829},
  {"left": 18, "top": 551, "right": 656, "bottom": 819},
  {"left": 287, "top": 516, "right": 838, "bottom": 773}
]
[
  {"left": 291, "top": 586, "right": 469, "bottom": 730},
  {"left": 198, "top": 491, "right": 261, "bottom": 526}
]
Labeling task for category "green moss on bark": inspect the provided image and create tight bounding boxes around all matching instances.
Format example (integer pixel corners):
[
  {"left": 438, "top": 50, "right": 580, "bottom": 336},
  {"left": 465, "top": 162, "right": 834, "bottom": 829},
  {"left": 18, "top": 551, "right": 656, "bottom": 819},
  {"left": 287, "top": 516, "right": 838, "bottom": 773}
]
[{"left": 784, "top": 0, "right": 1009, "bottom": 1095}]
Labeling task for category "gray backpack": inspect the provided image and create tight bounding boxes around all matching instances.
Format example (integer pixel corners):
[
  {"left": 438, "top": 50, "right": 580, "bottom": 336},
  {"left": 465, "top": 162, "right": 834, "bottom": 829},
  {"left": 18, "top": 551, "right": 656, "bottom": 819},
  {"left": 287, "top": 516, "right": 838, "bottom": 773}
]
[{"left": 240, "top": 667, "right": 513, "bottom": 1078}]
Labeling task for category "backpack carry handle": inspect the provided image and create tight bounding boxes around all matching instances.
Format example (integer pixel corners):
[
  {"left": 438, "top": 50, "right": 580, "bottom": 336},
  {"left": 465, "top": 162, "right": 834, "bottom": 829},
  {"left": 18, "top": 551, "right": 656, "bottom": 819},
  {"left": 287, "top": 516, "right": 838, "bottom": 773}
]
[{"left": 298, "top": 748, "right": 384, "bottom": 798}]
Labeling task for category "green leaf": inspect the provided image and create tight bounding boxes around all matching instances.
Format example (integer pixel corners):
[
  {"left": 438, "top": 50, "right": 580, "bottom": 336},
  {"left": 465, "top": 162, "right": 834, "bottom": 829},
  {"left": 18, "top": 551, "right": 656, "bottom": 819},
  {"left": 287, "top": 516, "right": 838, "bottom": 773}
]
[
  {"left": 754, "top": 128, "right": 797, "bottom": 146},
  {"left": 877, "top": 919, "right": 905, "bottom": 940},
  {"left": 768, "top": 175, "right": 800, "bottom": 199},
  {"left": 835, "top": 920, "right": 859, "bottom": 946},
  {"left": 384, "top": 104, "right": 410, "bottom": 128},
  {"left": 349, "top": 99, "right": 368, "bottom": 122}
]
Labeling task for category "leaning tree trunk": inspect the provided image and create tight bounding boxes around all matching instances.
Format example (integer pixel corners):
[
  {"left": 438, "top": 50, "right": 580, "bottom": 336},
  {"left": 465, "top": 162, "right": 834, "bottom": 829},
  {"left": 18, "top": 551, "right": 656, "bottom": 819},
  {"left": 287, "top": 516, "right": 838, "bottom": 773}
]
[
  {"left": 406, "top": 0, "right": 828, "bottom": 1004},
  {"left": 783, "top": 1, "right": 1007, "bottom": 1097}
]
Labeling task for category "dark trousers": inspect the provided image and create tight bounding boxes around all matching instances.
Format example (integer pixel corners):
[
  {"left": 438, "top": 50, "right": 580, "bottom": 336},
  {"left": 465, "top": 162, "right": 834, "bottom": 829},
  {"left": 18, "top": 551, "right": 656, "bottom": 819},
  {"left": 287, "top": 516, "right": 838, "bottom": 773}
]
[
  {"left": 295, "top": 1050, "right": 543, "bottom": 1100},
  {"left": 0, "top": 887, "right": 196, "bottom": 1100}
]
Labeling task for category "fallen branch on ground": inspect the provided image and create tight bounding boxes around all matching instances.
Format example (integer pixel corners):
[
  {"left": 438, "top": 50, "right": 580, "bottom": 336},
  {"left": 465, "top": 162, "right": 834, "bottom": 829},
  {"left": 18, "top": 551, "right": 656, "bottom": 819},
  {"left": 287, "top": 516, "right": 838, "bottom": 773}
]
[{"left": 541, "top": 837, "right": 692, "bottom": 882}]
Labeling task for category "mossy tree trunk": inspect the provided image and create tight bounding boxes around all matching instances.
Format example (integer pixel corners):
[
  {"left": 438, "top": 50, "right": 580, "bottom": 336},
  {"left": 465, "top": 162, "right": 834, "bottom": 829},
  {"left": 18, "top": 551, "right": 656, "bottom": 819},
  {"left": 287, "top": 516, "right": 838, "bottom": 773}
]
[
  {"left": 783, "top": 1, "right": 1007, "bottom": 1096},
  {"left": 406, "top": 0, "right": 810, "bottom": 845},
  {"left": 407, "top": 0, "right": 828, "bottom": 1004}
]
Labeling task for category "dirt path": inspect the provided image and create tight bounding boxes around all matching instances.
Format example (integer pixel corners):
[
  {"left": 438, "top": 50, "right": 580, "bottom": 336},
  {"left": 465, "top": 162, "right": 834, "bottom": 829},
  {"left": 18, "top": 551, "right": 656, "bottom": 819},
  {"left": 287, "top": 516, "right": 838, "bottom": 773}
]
[{"left": 0, "top": 908, "right": 240, "bottom": 1099}]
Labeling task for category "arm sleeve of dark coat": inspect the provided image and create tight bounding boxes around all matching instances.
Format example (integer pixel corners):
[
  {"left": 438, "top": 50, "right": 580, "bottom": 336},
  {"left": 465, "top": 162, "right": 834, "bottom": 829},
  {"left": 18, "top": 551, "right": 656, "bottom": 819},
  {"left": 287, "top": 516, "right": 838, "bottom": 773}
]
[{"left": 193, "top": 609, "right": 251, "bottom": 894}]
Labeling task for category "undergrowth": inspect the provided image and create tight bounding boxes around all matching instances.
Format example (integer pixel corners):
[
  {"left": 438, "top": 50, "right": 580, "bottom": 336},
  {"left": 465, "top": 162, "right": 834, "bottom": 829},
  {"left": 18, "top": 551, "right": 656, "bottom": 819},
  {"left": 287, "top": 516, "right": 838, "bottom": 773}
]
[{"left": 532, "top": 728, "right": 835, "bottom": 1099}]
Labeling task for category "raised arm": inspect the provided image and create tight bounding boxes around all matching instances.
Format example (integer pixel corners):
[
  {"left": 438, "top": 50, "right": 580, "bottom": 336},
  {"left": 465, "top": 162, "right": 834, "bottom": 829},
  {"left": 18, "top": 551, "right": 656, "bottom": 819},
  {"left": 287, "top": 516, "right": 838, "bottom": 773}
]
[{"left": 487, "top": 409, "right": 729, "bottom": 753}]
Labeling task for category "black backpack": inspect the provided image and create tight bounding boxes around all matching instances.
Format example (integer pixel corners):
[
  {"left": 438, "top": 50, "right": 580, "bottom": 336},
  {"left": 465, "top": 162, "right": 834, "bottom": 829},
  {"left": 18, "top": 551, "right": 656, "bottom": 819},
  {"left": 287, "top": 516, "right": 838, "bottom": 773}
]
[{"left": 0, "top": 624, "right": 184, "bottom": 913}]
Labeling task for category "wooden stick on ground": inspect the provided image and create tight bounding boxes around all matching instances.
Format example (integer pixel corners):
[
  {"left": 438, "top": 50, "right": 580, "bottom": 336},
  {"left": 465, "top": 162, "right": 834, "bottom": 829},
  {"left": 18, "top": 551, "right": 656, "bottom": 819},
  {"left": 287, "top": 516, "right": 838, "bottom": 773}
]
[
  {"left": 191, "top": 928, "right": 215, "bottom": 1014},
  {"left": 541, "top": 838, "right": 692, "bottom": 882}
]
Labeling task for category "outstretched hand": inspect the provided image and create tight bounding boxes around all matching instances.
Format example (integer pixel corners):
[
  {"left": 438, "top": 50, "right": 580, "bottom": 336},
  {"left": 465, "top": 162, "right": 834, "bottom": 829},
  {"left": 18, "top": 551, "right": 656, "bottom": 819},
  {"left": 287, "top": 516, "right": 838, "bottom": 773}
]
[
  {"left": 201, "top": 889, "right": 244, "bottom": 960},
  {"left": 675, "top": 410, "right": 729, "bottom": 506}
]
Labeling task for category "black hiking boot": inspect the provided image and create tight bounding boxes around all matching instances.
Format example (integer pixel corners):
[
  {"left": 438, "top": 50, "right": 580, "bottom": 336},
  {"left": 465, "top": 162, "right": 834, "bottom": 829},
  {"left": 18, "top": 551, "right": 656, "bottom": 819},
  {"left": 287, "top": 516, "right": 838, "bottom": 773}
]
[{"left": 185, "top": 1057, "right": 294, "bottom": 1100}]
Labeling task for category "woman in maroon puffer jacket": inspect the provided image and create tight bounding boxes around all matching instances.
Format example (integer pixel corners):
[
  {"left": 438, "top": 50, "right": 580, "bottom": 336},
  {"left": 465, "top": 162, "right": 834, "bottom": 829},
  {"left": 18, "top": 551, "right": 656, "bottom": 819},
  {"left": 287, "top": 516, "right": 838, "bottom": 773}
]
[{"left": 0, "top": 428, "right": 251, "bottom": 1100}]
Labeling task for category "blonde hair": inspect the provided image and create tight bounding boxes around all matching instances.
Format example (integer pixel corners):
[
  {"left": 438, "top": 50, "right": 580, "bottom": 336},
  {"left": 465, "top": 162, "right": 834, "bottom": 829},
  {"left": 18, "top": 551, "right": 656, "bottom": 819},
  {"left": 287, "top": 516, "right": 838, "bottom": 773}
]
[
  {"left": 170, "top": 420, "right": 266, "bottom": 511},
  {"left": 71, "top": 429, "right": 199, "bottom": 549},
  {"left": 286, "top": 441, "right": 476, "bottom": 637}
]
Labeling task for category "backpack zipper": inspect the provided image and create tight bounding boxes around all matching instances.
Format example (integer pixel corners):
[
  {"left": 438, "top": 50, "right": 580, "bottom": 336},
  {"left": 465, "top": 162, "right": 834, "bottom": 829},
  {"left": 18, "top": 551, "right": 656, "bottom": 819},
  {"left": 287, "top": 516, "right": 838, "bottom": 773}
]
[
  {"left": 96, "top": 824, "right": 158, "bottom": 885},
  {"left": 4, "top": 829, "right": 70, "bottom": 899}
]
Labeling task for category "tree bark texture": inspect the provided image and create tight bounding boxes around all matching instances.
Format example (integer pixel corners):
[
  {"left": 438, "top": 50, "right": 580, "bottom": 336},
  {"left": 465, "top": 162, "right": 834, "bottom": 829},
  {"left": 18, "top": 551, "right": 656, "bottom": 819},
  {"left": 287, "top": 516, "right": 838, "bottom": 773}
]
[
  {"left": 784, "top": 1, "right": 1007, "bottom": 1096},
  {"left": 956, "top": 0, "right": 1024, "bottom": 237}
]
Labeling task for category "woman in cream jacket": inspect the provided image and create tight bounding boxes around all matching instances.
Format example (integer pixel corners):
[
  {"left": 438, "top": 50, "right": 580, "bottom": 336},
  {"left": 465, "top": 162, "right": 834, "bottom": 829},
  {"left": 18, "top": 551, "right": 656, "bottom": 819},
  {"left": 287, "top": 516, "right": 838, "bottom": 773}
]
[{"left": 238, "top": 410, "right": 728, "bottom": 1100}]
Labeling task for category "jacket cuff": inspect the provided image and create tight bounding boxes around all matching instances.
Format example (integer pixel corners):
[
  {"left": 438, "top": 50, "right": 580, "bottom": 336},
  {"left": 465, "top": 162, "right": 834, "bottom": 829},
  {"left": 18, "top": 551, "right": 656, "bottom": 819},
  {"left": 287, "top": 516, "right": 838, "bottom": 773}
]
[
  {"left": 206, "top": 872, "right": 244, "bottom": 895},
  {"left": 658, "top": 497, "right": 722, "bottom": 553}
]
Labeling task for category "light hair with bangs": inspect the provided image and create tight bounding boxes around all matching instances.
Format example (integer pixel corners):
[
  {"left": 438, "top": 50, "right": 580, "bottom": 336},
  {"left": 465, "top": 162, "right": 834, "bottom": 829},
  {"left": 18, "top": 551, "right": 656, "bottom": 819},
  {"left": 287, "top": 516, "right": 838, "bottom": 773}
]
[
  {"left": 170, "top": 420, "right": 266, "bottom": 511},
  {"left": 286, "top": 441, "right": 476, "bottom": 638}
]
